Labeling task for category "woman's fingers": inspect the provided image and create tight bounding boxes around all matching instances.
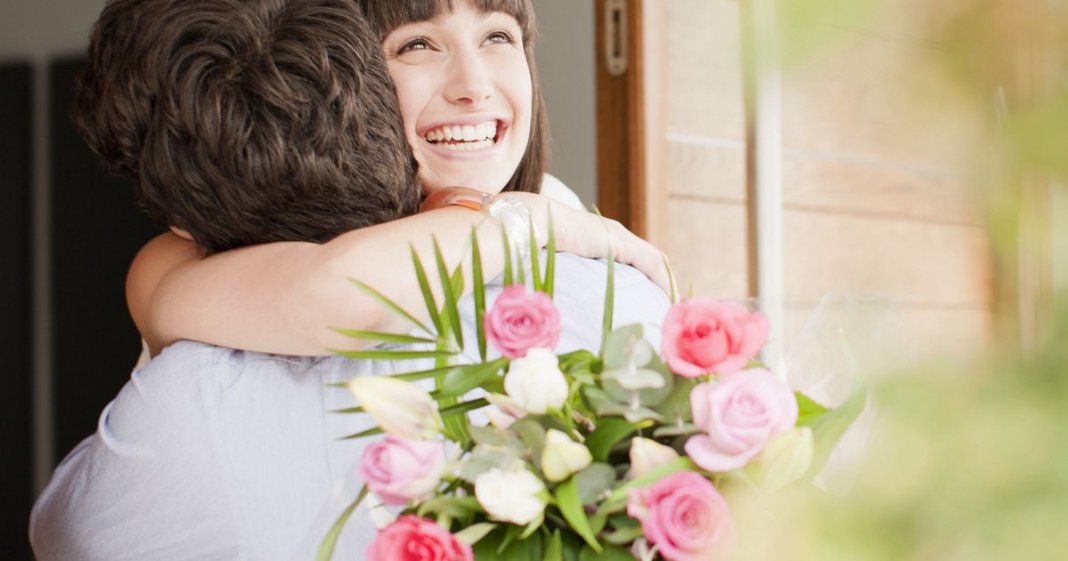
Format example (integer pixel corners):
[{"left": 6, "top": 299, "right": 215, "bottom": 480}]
[{"left": 606, "top": 220, "right": 674, "bottom": 296}]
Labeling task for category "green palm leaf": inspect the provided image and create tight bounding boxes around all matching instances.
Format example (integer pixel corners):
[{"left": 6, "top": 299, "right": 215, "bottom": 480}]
[
  {"left": 433, "top": 236, "right": 464, "bottom": 351},
  {"left": 501, "top": 224, "right": 514, "bottom": 286},
  {"left": 544, "top": 208, "right": 556, "bottom": 298},
  {"left": 471, "top": 227, "right": 487, "bottom": 361},
  {"left": 329, "top": 348, "right": 457, "bottom": 361},
  {"left": 328, "top": 327, "right": 435, "bottom": 345},
  {"left": 347, "top": 277, "right": 431, "bottom": 336},
  {"left": 316, "top": 485, "right": 368, "bottom": 561},
  {"left": 410, "top": 244, "right": 443, "bottom": 337}
]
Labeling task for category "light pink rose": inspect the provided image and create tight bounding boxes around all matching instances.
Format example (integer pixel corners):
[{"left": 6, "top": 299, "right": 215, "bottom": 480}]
[
  {"left": 661, "top": 298, "right": 769, "bottom": 377},
  {"left": 685, "top": 368, "right": 798, "bottom": 472},
  {"left": 367, "top": 515, "right": 473, "bottom": 561},
  {"left": 484, "top": 285, "right": 560, "bottom": 358},
  {"left": 359, "top": 436, "right": 447, "bottom": 506},
  {"left": 626, "top": 471, "right": 735, "bottom": 561}
]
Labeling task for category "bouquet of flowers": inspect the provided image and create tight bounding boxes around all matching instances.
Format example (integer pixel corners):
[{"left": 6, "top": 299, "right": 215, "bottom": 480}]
[{"left": 318, "top": 227, "right": 863, "bottom": 561}]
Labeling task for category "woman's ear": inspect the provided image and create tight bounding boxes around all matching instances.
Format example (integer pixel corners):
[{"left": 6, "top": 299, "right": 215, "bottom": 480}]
[{"left": 169, "top": 226, "right": 194, "bottom": 241}]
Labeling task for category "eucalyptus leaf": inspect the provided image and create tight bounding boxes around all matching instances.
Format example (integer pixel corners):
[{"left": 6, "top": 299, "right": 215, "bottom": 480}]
[
  {"left": 602, "top": 325, "right": 648, "bottom": 369},
  {"left": 468, "top": 425, "right": 523, "bottom": 449},
  {"left": 606, "top": 333, "right": 670, "bottom": 406},
  {"left": 653, "top": 375, "right": 697, "bottom": 423},
  {"left": 574, "top": 462, "right": 618, "bottom": 505},
  {"left": 511, "top": 417, "right": 547, "bottom": 463},
  {"left": 459, "top": 445, "right": 522, "bottom": 483}
]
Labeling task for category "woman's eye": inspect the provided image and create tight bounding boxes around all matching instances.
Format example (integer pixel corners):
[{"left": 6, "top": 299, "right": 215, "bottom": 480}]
[
  {"left": 396, "top": 37, "right": 432, "bottom": 55},
  {"left": 484, "top": 31, "right": 515, "bottom": 46}
]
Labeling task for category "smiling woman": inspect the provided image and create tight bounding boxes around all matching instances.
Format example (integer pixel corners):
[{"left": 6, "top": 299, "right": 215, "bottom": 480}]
[
  {"left": 381, "top": 4, "right": 533, "bottom": 195},
  {"left": 360, "top": 0, "right": 549, "bottom": 196}
]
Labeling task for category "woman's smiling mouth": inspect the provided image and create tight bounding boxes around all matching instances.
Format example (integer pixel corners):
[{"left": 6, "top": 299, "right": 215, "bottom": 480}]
[{"left": 422, "top": 119, "right": 502, "bottom": 152}]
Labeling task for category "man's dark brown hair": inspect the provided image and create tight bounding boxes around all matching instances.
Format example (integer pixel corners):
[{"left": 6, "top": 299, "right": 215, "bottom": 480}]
[
  {"left": 75, "top": 0, "right": 421, "bottom": 253},
  {"left": 357, "top": 0, "right": 548, "bottom": 195}
]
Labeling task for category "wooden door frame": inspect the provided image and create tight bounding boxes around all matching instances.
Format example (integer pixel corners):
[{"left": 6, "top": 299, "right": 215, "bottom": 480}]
[{"left": 595, "top": 0, "right": 646, "bottom": 237}]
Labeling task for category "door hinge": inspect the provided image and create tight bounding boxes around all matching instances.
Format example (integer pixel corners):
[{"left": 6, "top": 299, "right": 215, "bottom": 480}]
[{"left": 604, "top": 0, "right": 628, "bottom": 76}]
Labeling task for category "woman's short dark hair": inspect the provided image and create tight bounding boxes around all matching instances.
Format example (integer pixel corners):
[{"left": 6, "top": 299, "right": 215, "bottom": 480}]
[
  {"left": 75, "top": 0, "right": 421, "bottom": 253},
  {"left": 357, "top": 0, "right": 548, "bottom": 194}
]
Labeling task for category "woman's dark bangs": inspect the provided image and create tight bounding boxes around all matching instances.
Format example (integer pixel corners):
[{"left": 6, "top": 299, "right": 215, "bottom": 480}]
[{"left": 360, "top": 0, "right": 535, "bottom": 41}]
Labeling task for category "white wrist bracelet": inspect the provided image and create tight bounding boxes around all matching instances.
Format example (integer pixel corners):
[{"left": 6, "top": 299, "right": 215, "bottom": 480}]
[{"left": 487, "top": 194, "right": 539, "bottom": 273}]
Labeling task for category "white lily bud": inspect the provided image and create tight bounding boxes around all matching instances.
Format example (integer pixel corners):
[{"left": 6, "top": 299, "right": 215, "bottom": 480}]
[
  {"left": 347, "top": 376, "right": 442, "bottom": 440},
  {"left": 541, "top": 429, "right": 593, "bottom": 482},
  {"left": 628, "top": 437, "right": 680, "bottom": 479},
  {"left": 747, "top": 427, "right": 814, "bottom": 492},
  {"left": 504, "top": 348, "right": 568, "bottom": 414},
  {"left": 474, "top": 467, "right": 547, "bottom": 525}
]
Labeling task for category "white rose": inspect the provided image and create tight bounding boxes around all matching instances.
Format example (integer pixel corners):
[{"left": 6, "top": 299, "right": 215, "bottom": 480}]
[
  {"left": 628, "top": 437, "right": 680, "bottom": 479},
  {"left": 474, "top": 467, "right": 547, "bottom": 525},
  {"left": 504, "top": 347, "right": 568, "bottom": 414},
  {"left": 541, "top": 429, "right": 593, "bottom": 482}
]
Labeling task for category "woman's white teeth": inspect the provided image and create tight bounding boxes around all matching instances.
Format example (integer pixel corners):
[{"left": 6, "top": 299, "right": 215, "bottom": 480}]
[{"left": 425, "top": 122, "right": 498, "bottom": 147}]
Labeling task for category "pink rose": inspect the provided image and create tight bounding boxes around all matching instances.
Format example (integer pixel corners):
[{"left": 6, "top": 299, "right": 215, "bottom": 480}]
[
  {"left": 484, "top": 285, "right": 560, "bottom": 358},
  {"left": 359, "top": 436, "right": 446, "bottom": 506},
  {"left": 367, "top": 515, "right": 473, "bottom": 561},
  {"left": 627, "top": 472, "right": 735, "bottom": 561},
  {"left": 661, "top": 298, "right": 769, "bottom": 377},
  {"left": 685, "top": 368, "right": 798, "bottom": 472}
]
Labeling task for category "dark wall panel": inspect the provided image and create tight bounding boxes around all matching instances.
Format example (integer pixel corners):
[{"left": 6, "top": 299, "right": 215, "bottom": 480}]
[
  {"left": 49, "top": 59, "right": 163, "bottom": 462},
  {"left": 0, "top": 62, "right": 34, "bottom": 560}
]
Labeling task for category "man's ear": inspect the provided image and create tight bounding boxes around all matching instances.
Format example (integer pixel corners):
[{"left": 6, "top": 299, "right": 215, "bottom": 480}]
[{"left": 169, "top": 226, "right": 194, "bottom": 241}]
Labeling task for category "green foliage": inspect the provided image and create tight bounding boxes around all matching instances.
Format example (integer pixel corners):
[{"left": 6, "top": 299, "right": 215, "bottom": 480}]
[
  {"left": 555, "top": 477, "right": 602, "bottom": 553},
  {"left": 585, "top": 417, "right": 640, "bottom": 462},
  {"left": 315, "top": 485, "right": 367, "bottom": 561},
  {"left": 471, "top": 226, "right": 487, "bottom": 361}
]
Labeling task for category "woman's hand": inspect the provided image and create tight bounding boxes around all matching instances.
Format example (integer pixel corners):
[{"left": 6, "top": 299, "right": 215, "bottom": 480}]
[{"left": 513, "top": 193, "right": 676, "bottom": 298}]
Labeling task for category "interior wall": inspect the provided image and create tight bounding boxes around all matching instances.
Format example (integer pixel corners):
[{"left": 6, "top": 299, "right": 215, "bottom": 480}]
[
  {"left": 533, "top": 0, "right": 598, "bottom": 205},
  {"left": 0, "top": 0, "right": 107, "bottom": 61}
]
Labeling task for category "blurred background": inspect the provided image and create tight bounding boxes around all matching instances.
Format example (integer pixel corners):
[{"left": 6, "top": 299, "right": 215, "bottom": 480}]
[{"left": 2, "top": 0, "right": 1065, "bottom": 558}]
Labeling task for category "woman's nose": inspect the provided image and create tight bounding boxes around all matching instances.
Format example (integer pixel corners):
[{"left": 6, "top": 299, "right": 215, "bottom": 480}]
[{"left": 443, "top": 49, "right": 494, "bottom": 106}]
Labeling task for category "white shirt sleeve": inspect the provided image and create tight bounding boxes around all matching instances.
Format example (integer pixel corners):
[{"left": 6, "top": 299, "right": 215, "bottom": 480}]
[{"left": 540, "top": 173, "right": 585, "bottom": 210}]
